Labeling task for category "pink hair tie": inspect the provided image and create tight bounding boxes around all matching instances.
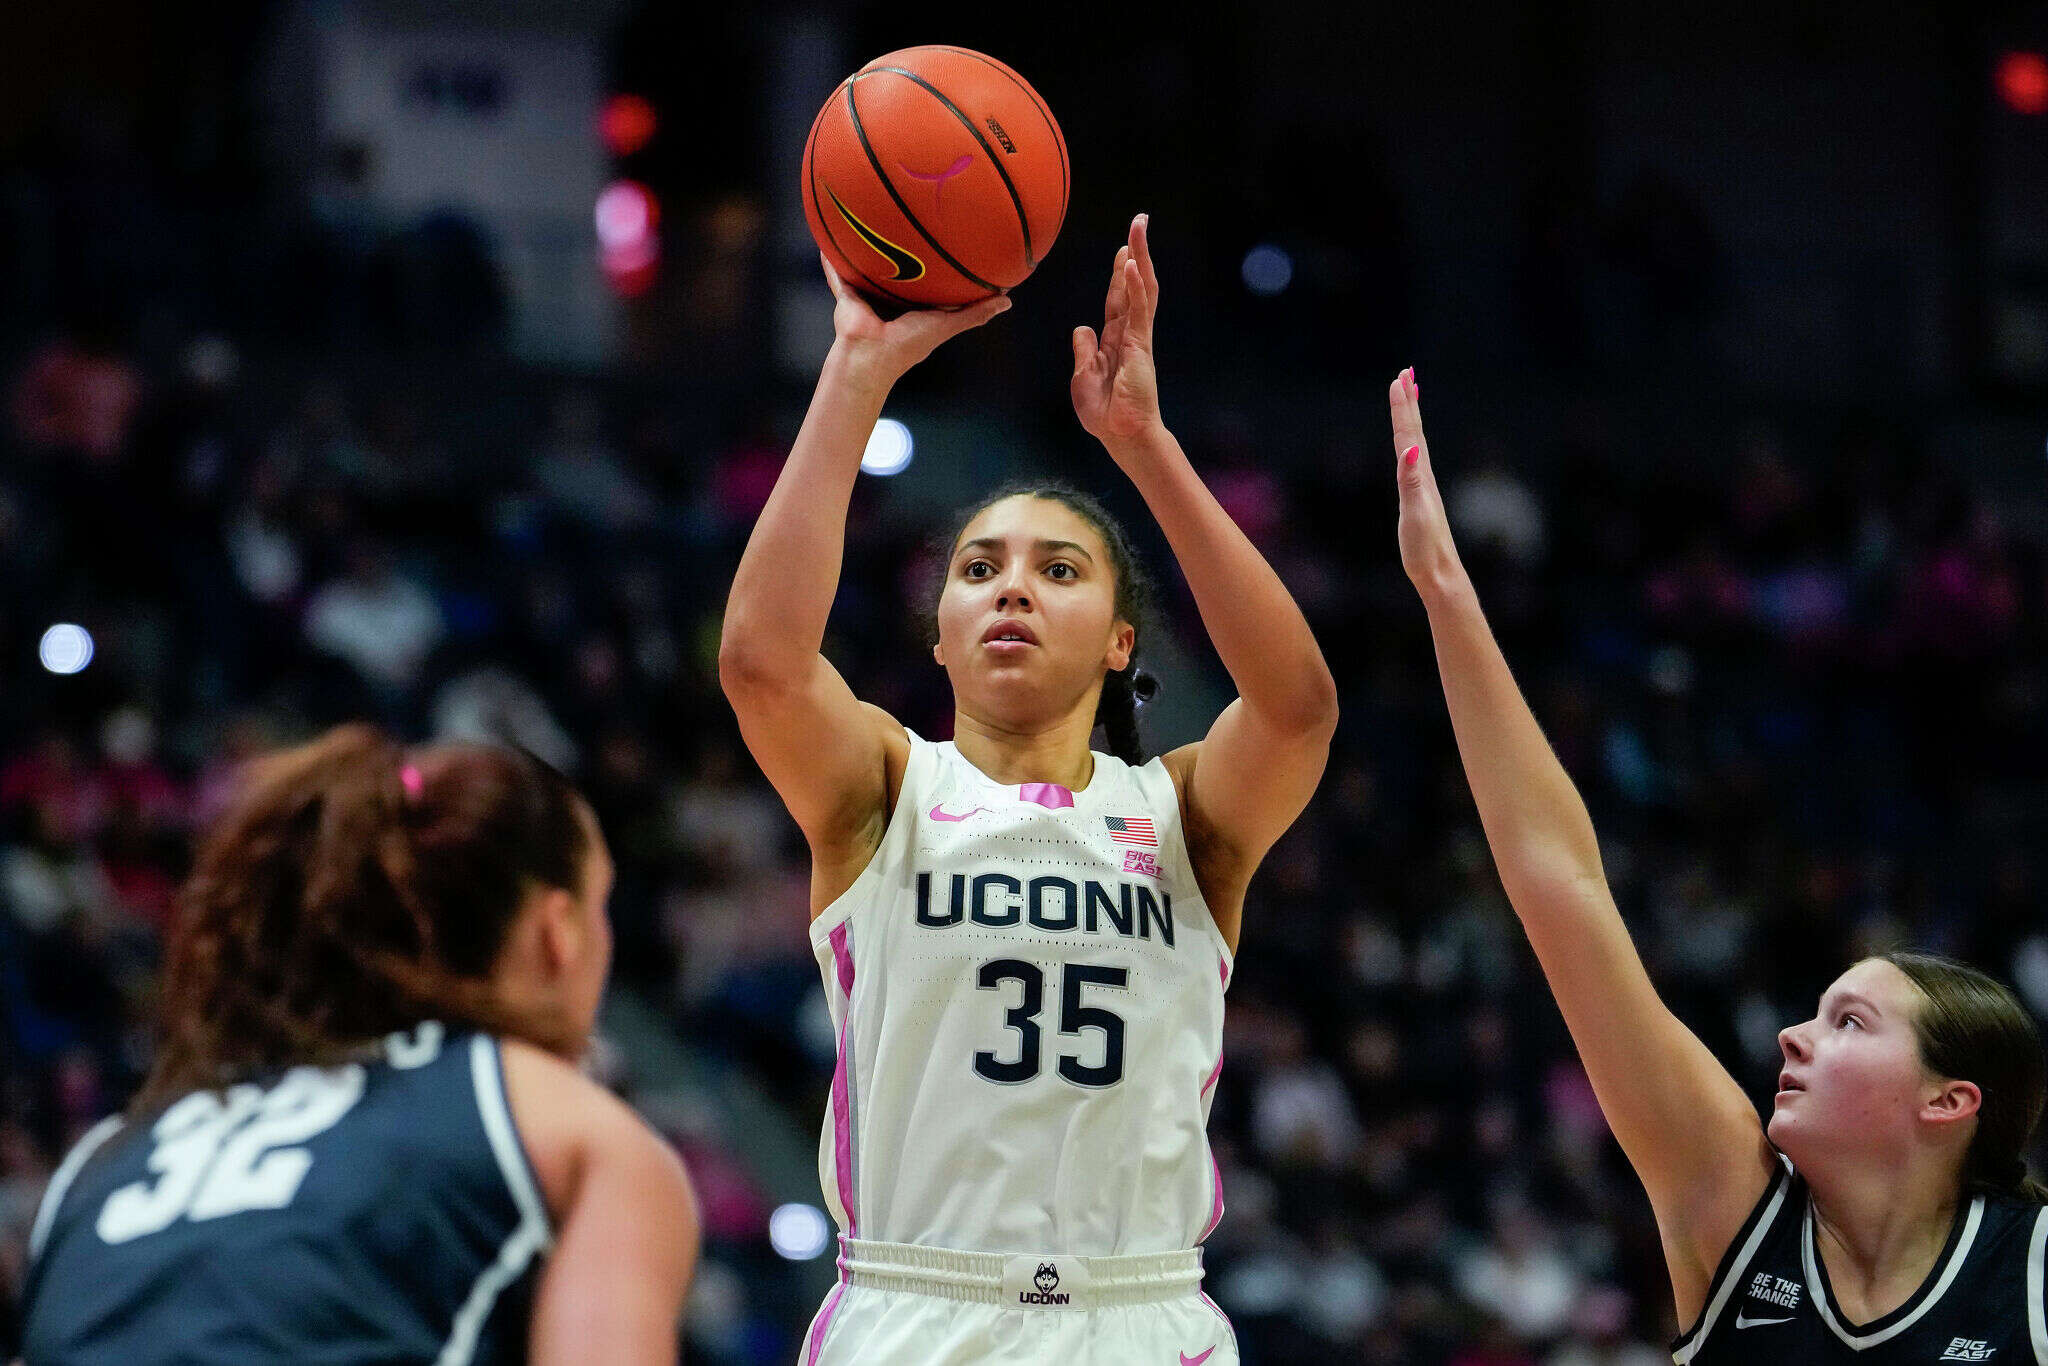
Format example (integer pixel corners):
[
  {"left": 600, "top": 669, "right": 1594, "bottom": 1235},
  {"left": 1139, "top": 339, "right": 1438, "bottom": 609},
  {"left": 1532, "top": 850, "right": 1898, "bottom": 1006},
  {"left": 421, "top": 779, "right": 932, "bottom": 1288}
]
[{"left": 399, "top": 764, "right": 424, "bottom": 802}]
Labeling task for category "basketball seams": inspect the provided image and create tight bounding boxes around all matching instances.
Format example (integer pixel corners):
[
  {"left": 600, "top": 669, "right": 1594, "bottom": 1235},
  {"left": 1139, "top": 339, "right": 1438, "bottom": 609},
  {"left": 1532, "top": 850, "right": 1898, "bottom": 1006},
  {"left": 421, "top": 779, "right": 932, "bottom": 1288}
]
[
  {"left": 844, "top": 74, "right": 1001, "bottom": 295},
  {"left": 806, "top": 94, "right": 924, "bottom": 310},
  {"left": 929, "top": 46, "right": 1069, "bottom": 230},
  {"left": 867, "top": 66, "right": 1035, "bottom": 268},
  {"left": 927, "top": 47, "right": 1068, "bottom": 202}
]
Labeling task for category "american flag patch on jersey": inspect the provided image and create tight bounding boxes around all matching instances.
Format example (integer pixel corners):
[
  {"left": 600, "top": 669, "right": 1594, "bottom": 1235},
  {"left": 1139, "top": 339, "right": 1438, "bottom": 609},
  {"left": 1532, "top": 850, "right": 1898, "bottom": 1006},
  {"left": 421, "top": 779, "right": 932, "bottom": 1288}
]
[{"left": 1105, "top": 815, "right": 1156, "bottom": 847}]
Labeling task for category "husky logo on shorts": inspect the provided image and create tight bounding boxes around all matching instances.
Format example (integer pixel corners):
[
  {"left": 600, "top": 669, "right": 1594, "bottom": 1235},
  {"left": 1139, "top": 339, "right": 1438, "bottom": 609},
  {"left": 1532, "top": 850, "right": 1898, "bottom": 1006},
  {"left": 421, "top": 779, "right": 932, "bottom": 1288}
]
[{"left": 1016, "top": 1261, "right": 1070, "bottom": 1305}]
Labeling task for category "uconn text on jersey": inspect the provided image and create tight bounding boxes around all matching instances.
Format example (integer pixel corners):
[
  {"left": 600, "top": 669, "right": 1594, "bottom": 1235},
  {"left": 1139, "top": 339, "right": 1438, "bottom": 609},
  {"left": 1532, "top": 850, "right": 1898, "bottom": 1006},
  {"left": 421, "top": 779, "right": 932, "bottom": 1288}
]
[{"left": 913, "top": 870, "right": 1176, "bottom": 945}]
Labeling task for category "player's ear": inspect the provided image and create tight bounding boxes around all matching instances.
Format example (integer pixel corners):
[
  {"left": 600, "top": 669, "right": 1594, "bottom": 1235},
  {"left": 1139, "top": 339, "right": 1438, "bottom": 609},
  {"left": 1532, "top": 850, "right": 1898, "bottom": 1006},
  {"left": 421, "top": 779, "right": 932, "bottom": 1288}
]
[
  {"left": 1105, "top": 621, "right": 1134, "bottom": 673},
  {"left": 933, "top": 638, "right": 946, "bottom": 667},
  {"left": 1923, "top": 1077, "right": 1982, "bottom": 1127},
  {"left": 534, "top": 886, "right": 586, "bottom": 981}
]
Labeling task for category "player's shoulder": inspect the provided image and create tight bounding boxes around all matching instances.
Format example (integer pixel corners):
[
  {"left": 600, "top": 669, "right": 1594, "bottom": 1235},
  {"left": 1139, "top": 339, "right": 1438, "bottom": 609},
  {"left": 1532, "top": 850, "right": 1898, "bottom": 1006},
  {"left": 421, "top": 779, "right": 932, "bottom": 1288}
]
[
  {"left": 860, "top": 702, "right": 915, "bottom": 801},
  {"left": 497, "top": 1040, "right": 688, "bottom": 1221},
  {"left": 860, "top": 704, "right": 914, "bottom": 760},
  {"left": 1968, "top": 1186, "right": 2048, "bottom": 1258},
  {"left": 1157, "top": 742, "right": 1197, "bottom": 795},
  {"left": 498, "top": 1038, "right": 638, "bottom": 1140}
]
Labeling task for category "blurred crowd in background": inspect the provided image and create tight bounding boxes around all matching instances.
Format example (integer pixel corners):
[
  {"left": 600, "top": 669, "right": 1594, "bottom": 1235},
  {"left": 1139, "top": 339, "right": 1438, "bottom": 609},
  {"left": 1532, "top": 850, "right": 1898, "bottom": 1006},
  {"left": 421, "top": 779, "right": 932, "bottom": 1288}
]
[{"left": 5, "top": 2, "right": 2048, "bottom": 1363}]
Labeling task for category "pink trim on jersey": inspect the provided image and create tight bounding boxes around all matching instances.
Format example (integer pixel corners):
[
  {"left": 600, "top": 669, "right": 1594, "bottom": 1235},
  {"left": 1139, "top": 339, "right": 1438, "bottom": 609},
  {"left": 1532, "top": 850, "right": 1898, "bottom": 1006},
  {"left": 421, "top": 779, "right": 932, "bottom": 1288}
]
[
  {"left": 830, "top": 920, "right": 856, "bottom": 996},
  {"left": 806, "top": 1279, "right": 849, "bottom": 1365},
  {"left": 827, "top": 922, "right": 859, "bottom": 1235},
  {"left": 1201, "top": 1150, "right": 1225, "bottom": 1241},
  {"left": 1017, "top": 781, "right": 1075, "bottom": 809},
  {"left": 1201, "top": 951, "right": 1229, "bottom": 1240}
]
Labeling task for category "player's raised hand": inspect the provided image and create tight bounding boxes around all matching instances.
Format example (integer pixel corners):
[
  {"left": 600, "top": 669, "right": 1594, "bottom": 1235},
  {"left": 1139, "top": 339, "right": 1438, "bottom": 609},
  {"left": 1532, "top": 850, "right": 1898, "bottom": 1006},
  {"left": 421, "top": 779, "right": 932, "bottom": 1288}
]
[
  {"left": 822, "top": 253, "right": 1010, "bottom": 391},
  {"left": 1071, "top": 214, "right": 1164, "bottom": 453},
  {"left": 1391, "top": 368, "right": 1469, "bottom": 603}
]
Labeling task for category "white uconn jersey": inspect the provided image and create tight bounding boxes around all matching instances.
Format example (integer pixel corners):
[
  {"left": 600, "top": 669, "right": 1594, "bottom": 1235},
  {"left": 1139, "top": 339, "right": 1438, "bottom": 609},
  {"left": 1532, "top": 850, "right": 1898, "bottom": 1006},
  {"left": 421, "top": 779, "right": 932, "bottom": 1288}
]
[{"left": 809, "top": 733, "right": 1232, "bottom": 1256}]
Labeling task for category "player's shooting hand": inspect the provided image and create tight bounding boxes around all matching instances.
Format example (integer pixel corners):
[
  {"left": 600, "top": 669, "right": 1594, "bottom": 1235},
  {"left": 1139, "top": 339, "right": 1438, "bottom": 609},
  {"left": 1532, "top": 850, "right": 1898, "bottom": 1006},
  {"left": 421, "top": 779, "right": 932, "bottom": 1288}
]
[
  {"left": 1071, "top": 214, "right": 1165, "bottom": 456},
  {"left": 823, "top": 253, "right": 1010, "bottom": 393},
  {"left": 1391, "top": 368, "right": 1470, "bottom": 605}
]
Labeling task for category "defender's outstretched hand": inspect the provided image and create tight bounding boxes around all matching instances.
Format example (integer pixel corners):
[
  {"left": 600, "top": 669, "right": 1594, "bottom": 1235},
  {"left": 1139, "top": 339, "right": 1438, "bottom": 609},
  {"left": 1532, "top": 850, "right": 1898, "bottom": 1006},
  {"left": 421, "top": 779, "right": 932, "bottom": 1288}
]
[
  {"left": 823, "top": 254, "right": 1010, "bottom": 392},
  {"left": 1390, "top": 368, "right": 1468, "bottom": 603},
  {"left": 1071, "top": 214, "right": 1164, "bottom": 452}
]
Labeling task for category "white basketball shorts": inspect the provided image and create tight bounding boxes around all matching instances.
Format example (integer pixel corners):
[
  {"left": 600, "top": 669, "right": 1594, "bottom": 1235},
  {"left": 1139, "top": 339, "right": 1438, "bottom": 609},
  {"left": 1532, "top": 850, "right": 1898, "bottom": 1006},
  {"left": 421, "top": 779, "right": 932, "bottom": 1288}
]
[{"left": 798, "top": 1238, "right": 1239, "bottom": 1366}]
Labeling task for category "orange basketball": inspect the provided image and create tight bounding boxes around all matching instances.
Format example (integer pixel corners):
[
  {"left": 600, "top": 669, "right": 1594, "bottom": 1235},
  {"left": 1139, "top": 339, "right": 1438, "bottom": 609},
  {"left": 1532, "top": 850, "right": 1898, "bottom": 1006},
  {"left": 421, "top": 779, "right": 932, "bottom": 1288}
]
[{"left": 801, "top": 46, "right": 1069, "bottom": 311}]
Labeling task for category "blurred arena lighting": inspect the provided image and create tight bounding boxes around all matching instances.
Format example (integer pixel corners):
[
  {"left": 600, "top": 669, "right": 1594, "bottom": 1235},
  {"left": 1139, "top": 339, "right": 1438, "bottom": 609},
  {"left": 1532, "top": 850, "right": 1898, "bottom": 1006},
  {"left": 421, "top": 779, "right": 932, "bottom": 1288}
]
[
  {"left": 595, "top": 180, "right": 660, "bottom": 296},
  {"left": 861, "top": 418, "right": 915, "bottom": 476},
  {"left": 598, "top": 93, "right": 658, "bottom": 155},
  {"left": 1241, "top": 243, "right": 1294, "bottom": 297},
  {"left": 1997, "top": 51, "right": 2048, "bottom": 115},
  {"left": 768, "top": 1203, "right": 832, "bottom": 1260},
  {"left": 39, "top": 624, "right": 94, "bottom": 675}
]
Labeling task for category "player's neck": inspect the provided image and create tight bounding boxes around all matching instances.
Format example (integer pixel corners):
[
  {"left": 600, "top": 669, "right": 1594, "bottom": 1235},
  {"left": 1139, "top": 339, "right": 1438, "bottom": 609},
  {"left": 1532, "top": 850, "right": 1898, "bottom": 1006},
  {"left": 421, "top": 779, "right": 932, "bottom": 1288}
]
[
  {"left": 951, "top": 707, "right": 1098, "bottom": 791},
  {"left": 1807, "top": 1161, "right": 1961, "bottom": 1323}
]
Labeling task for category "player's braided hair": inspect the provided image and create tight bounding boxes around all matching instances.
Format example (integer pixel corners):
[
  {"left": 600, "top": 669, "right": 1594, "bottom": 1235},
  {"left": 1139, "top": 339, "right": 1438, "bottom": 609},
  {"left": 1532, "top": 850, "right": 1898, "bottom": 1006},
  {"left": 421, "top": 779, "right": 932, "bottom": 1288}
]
[
  {"left": 935, "top": 481, "right": 1158, "bottom": 765},
  {"left": 138, "top": 724, "right": 591, "bottom": 1110},
  {"left": 1881, "top": 951, "right": 2048, "bottom": 1205}
]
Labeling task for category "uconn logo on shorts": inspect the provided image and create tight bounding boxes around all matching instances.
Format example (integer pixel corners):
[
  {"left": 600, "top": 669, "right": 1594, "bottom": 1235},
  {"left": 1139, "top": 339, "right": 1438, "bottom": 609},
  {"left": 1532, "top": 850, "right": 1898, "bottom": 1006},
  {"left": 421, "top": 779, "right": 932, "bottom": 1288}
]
[
  {"left": 1019, "top": 1262, "right": 1068, "bottom": 1306},
  {"left": 1001, "top": 1253, "right": 1090, "bottom": 1308}
]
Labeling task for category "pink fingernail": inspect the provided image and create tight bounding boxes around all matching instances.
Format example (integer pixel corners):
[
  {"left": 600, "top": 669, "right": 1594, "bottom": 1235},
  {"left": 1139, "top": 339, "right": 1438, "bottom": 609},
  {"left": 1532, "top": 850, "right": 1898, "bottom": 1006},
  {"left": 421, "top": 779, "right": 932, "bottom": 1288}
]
[{"left": 1404, "top": 445, "right": 1420, "bottom": 467}]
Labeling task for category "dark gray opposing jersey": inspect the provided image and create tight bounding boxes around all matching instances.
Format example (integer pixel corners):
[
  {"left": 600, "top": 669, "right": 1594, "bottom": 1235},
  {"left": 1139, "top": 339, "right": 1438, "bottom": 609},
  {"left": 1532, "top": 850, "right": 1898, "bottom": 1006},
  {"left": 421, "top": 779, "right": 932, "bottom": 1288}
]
[
  {"left": 1673, "top": 1156, "right": 2048, "bottom": 1365},
  {"left": 19, "top": 1024, "right": 550, "bottom": 1366}
]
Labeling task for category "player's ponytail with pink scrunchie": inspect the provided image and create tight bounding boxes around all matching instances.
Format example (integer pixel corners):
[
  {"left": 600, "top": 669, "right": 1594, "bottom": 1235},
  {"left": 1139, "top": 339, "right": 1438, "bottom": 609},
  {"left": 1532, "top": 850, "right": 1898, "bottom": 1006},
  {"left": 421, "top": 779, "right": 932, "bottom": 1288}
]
[{"left": 139, "top": 723, "right": 592, "bottom": 1112}]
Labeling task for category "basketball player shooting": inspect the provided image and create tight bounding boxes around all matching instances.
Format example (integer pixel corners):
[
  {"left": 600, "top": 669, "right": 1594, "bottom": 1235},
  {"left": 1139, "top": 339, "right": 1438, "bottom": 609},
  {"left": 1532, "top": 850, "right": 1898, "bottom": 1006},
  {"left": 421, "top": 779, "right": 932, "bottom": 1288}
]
[
  {"left": 719, "top": 215, "right": 1338, "bottom": 1365},
  {"left": 1390, "top": 370, "right": 2048, "bottom": 1363}
]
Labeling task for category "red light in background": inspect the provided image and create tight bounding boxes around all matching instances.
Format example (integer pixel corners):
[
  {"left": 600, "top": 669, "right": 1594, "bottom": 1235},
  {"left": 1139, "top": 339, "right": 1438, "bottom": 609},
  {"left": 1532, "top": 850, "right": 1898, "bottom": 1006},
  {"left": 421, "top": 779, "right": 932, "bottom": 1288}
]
[
  {"left": 599, "top": 94, "right": 658, "bottom": 155},
  {"left": 1996, "top": 50, "right": 2048, "bottom": 116},
  {"left": 596, "top": 180, "right": 660, "bottom": 297}
]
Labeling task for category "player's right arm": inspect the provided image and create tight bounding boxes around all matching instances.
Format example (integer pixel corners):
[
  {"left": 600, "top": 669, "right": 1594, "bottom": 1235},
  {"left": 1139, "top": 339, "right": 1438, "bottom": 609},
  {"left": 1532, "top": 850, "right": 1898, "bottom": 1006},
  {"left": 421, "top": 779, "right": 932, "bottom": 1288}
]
[
  {"left": 502, "top": 1040, "right": 698, "bottom": 1366},
  {"left": 718, "top": 261, "right": 1009, "bottom": 909},
  {"left": 1388, "top": 372, "right": 1776, "bottom": 1327}
]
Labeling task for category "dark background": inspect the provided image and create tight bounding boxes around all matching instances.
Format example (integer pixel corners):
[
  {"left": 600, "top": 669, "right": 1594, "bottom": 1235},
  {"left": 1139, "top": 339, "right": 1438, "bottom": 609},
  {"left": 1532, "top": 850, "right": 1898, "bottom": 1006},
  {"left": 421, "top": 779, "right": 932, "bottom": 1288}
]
[{"left": 2, "top": 2, "right": 2047, "bottom": 1361}]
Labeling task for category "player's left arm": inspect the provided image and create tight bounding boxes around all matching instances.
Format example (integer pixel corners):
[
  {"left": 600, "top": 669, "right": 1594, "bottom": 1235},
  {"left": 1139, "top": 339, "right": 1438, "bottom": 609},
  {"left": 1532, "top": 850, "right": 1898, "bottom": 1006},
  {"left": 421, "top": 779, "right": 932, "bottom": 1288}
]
[{"left": 1072, "top": 215, "right": 1338, "bottom": 951}]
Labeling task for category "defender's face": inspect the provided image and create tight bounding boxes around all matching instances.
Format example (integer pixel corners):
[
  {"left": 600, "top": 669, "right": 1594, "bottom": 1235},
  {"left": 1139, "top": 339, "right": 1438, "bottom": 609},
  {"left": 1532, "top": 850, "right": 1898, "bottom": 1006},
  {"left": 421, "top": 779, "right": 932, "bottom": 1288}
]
[
  {"left": 570, "top": 815, "right": 616, "bottom": 1044},
  {"left": 1768, "top": 959, "right": 1931, "bottom": 1165},
  {"left": 489, "top": 802, "right": 615, "bottom": 1062},
  {"left": 934, "top": 496, "right": 1132, "bottom": 725}
]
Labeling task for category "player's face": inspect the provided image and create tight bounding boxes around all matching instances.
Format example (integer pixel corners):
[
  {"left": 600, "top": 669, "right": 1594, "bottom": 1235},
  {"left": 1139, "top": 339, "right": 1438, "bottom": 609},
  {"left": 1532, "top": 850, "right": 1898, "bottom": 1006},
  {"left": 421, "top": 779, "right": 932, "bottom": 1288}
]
[
  {"left": 1768, "top": 959, "right": 1937, "bottom": 1165},
  {"left": 563, "top": 806, "right": 616, "bottom": 1046},
  {"left": 490, "top": 806, "right": 613, "bottom": 1061},
  {"left": 934, "top": 496, "right": 1133, "bottom": 724}
]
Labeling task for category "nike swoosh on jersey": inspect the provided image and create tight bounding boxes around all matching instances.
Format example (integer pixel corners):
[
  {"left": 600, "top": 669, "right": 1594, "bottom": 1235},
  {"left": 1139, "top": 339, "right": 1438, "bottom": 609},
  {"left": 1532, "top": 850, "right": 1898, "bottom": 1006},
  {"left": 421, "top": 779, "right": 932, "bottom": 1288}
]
[
  {"left": 928, "top": 804, "right": 988, "bottom": 822},
  {"left": 1179, "top": 1350, "right": 1215, "bottom": 1366},
  {"left": 1735, "top": 1311, "right": 1795, "bottom": 1329},
  {"left": 824, "top": 186, "right": 926, "bottom": 282}
]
